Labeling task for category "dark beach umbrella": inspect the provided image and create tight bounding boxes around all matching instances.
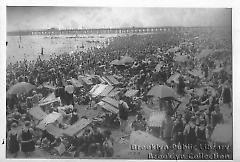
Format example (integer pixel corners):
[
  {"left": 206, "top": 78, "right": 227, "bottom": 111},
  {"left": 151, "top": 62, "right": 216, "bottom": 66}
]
[{"left": 7, "top": 82, "right": 36, "bottom": 95}]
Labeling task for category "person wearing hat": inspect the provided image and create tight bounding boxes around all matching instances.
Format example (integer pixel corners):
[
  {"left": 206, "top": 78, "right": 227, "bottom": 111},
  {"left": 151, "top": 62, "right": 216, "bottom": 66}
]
[
  {"left": 118, "top": 97, "right": 129, "bottom": 133},
  {"left": 31, "top": 90, "right": 40, "bottom": 107},
  {"left": 70, "top": 108, "right": 79, "bottom": 125},
  {"left": 7, "top": 122, "right": 19, "bottom": 157},
  {"left": 131, "top": 113, "right": 147, "bottom": 132},
  {"left": 18, "top": 121, "right": 35, "bottom": 157},
  {"left": 200, "top": 88, "right": 209, "bottom": 105}
]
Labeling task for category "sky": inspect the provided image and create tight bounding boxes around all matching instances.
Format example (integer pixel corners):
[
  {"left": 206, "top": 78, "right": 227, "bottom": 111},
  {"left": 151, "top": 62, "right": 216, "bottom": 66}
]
[{"left": 7, "top": 7, "right": 232, "bottom": 31}]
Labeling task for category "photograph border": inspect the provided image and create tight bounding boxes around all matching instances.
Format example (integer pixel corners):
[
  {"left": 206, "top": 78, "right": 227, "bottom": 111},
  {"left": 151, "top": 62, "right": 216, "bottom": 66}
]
[{"left": 1, "top": 0, "right": 240, "bottom": 161}]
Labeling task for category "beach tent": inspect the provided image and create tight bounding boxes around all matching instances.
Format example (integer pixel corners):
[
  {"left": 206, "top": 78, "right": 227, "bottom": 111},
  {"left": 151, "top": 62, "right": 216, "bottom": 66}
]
[
  {"left": 39, "top": 92, "right": 56, "bottom": 104},
  {"left": 39, "top": 96, "right": 61, "bottom": 108},
  {"left": 101, "top": 76, "right": 112, "bottom": 85},
  {"left": 46, "top": 124, "right": 63, "bottom": 138},
  {"left": 62, "top": 118, "right": 92, "bottom": 137},
  {"left": 89, "top": 84, "right": 99, "bottom": 94},
  {"left": 37, "top": 112, "right": 63, "bottom": 130},
  {"left": 95, "top": 75, "right": 107, "bottom": 84},
  {"left": 100, "top": 85, "right": 114, "bottom": 97},
  {"left": 28, "top": 106, "right": 47, "bottom": 121},
  {"left": 124, "top": 89, "right": 139, "bottom": 97},
  {"left": 107, "top": 88, "right": 120, "bottom": 97},
  {"left": 90, "top": 84, "right": 108, "bottom": 97},
  {"left": 105, "top": 75, "right": 120, "bottom": 85},
  {"left": 101, "top": 97, "right": 119, "bottom": 108},
  {"left": 97, "top": 101, "right": 119, "bottom": 114},
  {"left": 89, "top": 75, "right": 102, "bottom": 84}
]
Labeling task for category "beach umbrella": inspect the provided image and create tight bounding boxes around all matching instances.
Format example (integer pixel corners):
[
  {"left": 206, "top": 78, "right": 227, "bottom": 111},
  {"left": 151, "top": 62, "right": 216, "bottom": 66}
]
[
  {"left": 7, "top": 82, "right": 36, "bottom": 95},
  {"left": 65, "top": 85, "right": 74, "bottom": 94},
  {"left": 167, "top": 73, "right": 180, "bottom": 84},
  {"left": 147, "top": 85, "right": 177, "bottom": 99},
  {"left": 119, "top": 56, "right": 134, "bottom": 64}
]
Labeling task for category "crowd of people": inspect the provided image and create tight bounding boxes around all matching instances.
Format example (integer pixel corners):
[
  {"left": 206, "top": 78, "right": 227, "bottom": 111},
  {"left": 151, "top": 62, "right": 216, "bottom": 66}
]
[{"left": 6, "top": 27, "right": 232, "bottom": 159}]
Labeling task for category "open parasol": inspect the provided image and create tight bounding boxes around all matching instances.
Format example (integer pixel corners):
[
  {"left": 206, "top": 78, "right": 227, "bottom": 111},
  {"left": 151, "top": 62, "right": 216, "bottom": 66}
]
[
  {"left": 7, "top": 82, "right": 36, "bottom": 95},
  {"left": 147, "top": 85, "right": 177, "bottom": 99}
]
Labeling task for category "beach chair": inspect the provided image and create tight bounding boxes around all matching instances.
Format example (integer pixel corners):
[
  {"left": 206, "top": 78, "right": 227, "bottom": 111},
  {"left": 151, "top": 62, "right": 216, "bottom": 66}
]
[{"left": 62, "top": 118, "right": 92, "bottom": 137}]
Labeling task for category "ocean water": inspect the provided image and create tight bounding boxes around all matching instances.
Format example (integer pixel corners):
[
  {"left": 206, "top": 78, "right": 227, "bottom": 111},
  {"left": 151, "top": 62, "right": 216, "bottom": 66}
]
[{"left": 6, "top": 34, "right": 118, "bottom": 64}]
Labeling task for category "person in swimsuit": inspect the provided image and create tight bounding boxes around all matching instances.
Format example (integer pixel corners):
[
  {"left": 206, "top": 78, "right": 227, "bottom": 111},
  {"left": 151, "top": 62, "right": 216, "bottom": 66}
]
[
  {"left": 19, "top": 121, "right": 35, "bottom": 157},
  {"left": 7, "top": 122, "right": 19, "bottom": 158}
]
